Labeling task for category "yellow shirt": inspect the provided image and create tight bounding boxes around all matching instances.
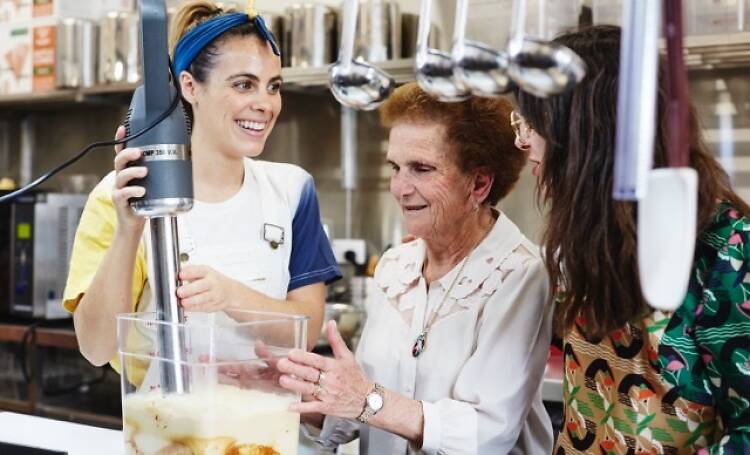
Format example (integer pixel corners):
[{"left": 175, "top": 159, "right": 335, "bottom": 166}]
[{"left": 63, "top": 172, "right": 148, "bottom": 372}]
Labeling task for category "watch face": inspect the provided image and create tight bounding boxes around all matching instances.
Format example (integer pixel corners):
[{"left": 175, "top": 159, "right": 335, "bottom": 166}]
[{"left": 367, "top": 392, "right": 383, "bottom": 411}]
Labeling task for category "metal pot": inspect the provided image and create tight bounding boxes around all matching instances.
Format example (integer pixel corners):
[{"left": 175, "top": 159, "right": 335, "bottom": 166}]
[
  {"left": 401, "top": 12, "right": 439, "bottom": 59},
  {"left": 56, "top": 18, "right": 98, "bottom": 88},
  {"left": 354, "top": 0, "right": 401, "bottom": 62},
  {"left": 98, "top": 11, "right": 141, "bottom": 84},
  {"left": 259, "top": 11, "right": 288, "bottom": 67},
  {"left": 286, "top": 3, "right": 338, "bottom": 68}
]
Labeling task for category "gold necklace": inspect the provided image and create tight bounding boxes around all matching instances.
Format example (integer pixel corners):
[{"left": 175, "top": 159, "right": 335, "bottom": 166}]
[{"left": 412, "top": 254, "right": 471, "bottom": 357}]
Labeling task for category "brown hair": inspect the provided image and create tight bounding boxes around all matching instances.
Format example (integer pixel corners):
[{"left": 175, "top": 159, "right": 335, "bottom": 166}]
[
  {"left": 517, "top": 25, "right": 750, "bottom": 339},
  {"left": 169, "top": 1, "right": 269, "bottom": 121},
  {"left": 379, "top": 82, "right": 525, "bottom": 206}
]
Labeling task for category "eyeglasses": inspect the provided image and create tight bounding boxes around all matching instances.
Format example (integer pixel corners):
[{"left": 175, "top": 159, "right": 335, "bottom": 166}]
[{"left": 510, "top": 110, "right": 533, "bottom": 145}]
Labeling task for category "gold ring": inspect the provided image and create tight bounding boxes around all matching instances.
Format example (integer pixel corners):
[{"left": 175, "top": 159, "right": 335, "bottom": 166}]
[
  {"left": 318, "top": 371, "right": 326, "bottom": 386},
  {"left": 313, "top": 383, "right": 323, "bottom": 399}
]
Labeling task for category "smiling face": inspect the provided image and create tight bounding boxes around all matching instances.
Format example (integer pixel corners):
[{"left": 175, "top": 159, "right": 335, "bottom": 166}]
[
  {"left": 180, "top": 35, "right": 282, "bottom": 159},
  {"left": 387, "top": 121, "right": 477, "bottom": 240}
]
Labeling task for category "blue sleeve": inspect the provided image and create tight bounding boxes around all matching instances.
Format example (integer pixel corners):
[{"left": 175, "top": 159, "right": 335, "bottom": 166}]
[{"left": 288, "top": 178, "right": 342, "bottom": 292}]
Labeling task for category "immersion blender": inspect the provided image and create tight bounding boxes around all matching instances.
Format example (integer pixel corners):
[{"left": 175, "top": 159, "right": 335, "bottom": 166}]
[{"left": 126, "top": 0, "right": 192, "bottom": 394}]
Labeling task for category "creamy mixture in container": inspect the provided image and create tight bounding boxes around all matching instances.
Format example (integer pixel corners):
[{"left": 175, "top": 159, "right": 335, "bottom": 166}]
[{"left": 123, "top": 384, "right": 299, "bottom": 455}]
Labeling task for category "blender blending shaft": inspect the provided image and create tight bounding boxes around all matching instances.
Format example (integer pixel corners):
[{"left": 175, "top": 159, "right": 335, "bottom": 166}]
[{"left": 149, "top": 216, "right": 190, "bottom": 394}]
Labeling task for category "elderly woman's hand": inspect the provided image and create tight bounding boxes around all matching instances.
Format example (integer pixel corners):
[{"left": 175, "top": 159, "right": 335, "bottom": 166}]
[{"left": 278, "top": 321, "right": 372, "bottom": 419}]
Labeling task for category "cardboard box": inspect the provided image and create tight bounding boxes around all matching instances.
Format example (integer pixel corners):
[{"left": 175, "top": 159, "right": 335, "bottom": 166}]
[
  {"left": 0, "top": 22, "right": 32, "bottom": 94},
  {"left": 31, "top": 18, "right": 55, "bottom": 91},
  {"left": 0, "top": 17, "right": 61, "bottom": 94},
  {"left": 0, "top": 0, "right": 131, "bottom": 25},
  {"left": 0, "top": 0, "right": 32, "bottom": 24}
]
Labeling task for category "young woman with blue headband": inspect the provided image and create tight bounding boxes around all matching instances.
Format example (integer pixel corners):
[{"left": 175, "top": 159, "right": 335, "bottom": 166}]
[{"left": 63, "top": 0, "right": 341, "bottom": 368}]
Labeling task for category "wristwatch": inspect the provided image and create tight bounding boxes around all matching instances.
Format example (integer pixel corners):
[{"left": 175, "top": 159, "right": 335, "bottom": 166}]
[{"left": 356, "top": 383, "right": 385, "bottom": 424}]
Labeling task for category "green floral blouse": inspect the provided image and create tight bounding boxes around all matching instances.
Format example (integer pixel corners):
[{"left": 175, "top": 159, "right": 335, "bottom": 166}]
[{"left": 555, "top": 202, "right": 750, "bottom": 454}]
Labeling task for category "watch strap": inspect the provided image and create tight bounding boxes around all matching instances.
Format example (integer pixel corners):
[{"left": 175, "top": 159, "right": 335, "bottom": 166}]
[{"left": 356, "top": 383, "right": 384, "bottom": 424}]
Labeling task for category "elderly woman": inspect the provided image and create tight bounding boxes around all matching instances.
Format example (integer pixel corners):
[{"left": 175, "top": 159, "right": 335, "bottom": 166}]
[{"left": 277, "top": 82, "right": 554, "bottom": 454}]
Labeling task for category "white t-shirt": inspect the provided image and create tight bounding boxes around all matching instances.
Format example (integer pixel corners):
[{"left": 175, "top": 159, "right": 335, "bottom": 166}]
[{"left": 138, "top": 158, "right": 341, "bottom": 315}]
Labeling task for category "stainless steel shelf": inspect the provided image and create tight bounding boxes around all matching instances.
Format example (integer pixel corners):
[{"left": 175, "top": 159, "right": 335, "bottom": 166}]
[
  {"left": 281, "top": 58, "right": 415, "bottom": 88},
  {"left": 0, "top": 59, "right": 416, "bottom": 108},
  {"left": 2, "top": 32, "right": 748, "bottom": 107},
  {"left": 0, "top": 89, "right": 78, "bottom": 108},
  {"left": 683, "top": 32, "right": 750, "bottom": 70}
]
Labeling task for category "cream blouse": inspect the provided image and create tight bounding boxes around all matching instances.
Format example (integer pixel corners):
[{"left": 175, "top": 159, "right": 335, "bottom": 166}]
[{"left": 315, "top": 213, "right": 554, "bottom": 454}]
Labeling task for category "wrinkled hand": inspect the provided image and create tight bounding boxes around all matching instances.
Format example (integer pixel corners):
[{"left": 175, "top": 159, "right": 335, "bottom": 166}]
[
  {"left": 277, "top": 320, "right": 372, "bottom": 419},
  {"left": 177, "top": 265, "right": 238, "bottom": 312},
  {"left": 112, "top": 125, "right": 147, "bottom": 235}
]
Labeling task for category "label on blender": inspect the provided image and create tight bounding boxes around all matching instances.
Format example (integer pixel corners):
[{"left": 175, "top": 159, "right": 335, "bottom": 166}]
[{"left": 122, "top": 384, "right": 300, "bottom": 455}]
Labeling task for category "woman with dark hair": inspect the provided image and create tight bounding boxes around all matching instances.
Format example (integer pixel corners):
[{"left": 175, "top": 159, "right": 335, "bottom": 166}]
[
  {"left": 278, "top": 82, "right": 554, "bottom": 454},
  {"left": 514, "top": 25, "right": 750, "bottom": 453},
  {"left": 64, "top": 0, "right": 340, "bottom": 368}
]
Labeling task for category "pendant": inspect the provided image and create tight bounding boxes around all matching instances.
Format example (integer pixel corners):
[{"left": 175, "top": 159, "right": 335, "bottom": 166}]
[{"left": 412, "top": 332, "right": 426, "bottom": 357}]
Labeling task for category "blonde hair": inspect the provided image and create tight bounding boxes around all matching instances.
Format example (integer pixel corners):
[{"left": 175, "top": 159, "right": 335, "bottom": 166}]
[{"left": 169, "top": 1, "right": 228, "bottom": 57}]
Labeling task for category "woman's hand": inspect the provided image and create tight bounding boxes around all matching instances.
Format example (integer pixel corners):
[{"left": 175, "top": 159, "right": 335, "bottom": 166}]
[
  {"left": 112, "top": 125, "right": 147, "bottom": 236},
  {"left": 177, "top": 265, "right": 239, "bottom": 312},
  {"left": 278, "top": 320, "right": 372, "bottom": 420}
]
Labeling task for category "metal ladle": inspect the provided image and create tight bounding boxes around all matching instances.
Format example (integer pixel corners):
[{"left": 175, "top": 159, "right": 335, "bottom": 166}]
[
  {"left": 414, "top": 0, "right": 470, "bottom": 102},
  {"left": 507, "top": 0, "right": 586, "bottom": 97},
  {"left": 451, "top": 0, "right": 514, "bottom": 97},
  {"left": 329, "top": 0, "right": 394, "bottom": 111}
]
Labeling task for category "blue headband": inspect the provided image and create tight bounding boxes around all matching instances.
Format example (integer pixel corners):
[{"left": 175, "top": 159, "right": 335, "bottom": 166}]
[{"left": 172, "top": 12, "right": 280, "bottom": 77}]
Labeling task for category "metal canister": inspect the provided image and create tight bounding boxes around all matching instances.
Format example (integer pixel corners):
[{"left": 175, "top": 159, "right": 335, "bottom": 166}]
[
  {"left": 259, "top": 11, "right": 288, "bottom": 66},
  {"left": 56, "top": 19, "right": 81, "bottom": 88},
  {"left": 80, "top": 19, "right": 98, "bottom": 87},
  {"left": 99, "top": 11, "right": 141, "bottom": 84},
  {"left": 286, "top": 3, "right": 337, "bottom": 68},
  {"left": 56, "top": 19, "right": 97, "bottom": 88},
  {"left": 355, "top": 0, "right": 401, "bottom": 62},
  {"left": 401, "top": 12, "right": 439, "bottom": 58}
]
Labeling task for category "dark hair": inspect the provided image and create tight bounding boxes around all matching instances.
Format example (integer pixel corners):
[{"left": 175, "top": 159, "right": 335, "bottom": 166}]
[
  {"left": 517, "top": 25, "right": 750, "bottom": 339},
  {"left": 169, "top": 1, "right": 267, "bottom": 121},
  {"left": 379, "top": 82, "right": 525, "bottom": 206}
]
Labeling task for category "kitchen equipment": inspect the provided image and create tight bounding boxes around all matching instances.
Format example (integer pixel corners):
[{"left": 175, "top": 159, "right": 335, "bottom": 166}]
[
  {"left": 318, "top": 303, "right": 365, "bottom": 347},
  {"left": 9, "top": 192, "right": 86, "bottom": 320},
  {"left": 451, "top": 0, "right": 514, "bottom": 97},
  {"left": 401, "top": 12, "right": 439, "bottom": 58},
  {"left": 56, "top": 18, "right": 98, "bottom": 88},
  {"left": 507, "top": 0, "right": 586, "bottom": 97},
  {"left": 125, "top": 0, "right": 193, "bottom": 394},
  {"left": 286, "top": 3, "right": 337, "bottom": 68},
  {"left": 259, "top": 11, "right": 288, "bottom": 66},
  {"left": 612, "top": 0, "right": 660, "bottom": 200},
  {"left": 638, "top": 0, "right": 697, "bottom": 311},
  {"left": 329, "top": 0, "right": 394, "bottom": 110},
  {"left": 118, "top": 310, "right": 308, "bottom": 455},
  {"left": 98, "top": 10, "right": 141, "bottom": 84},
  {"left": 414, "top": 0, "right": 469, "bottom": 102},
  {"left": 0, "top": 190, "right": 12, "bottom": 317},
  {"left": 0, "top": 121, "right": 11, "bottom": 186},
  {"left": 355, "top": 0, "right": 401, "bottom": 62},
  {"left": 685, "top": 0, "right": 746, "bottom": 36}
]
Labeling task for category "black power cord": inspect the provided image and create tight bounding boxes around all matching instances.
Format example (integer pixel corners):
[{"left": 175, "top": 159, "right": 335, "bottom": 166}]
[
  {"left": 0, "top": 61, "right": 184, "bottom": 205},
  {"left": 0, "top": 92, "right": 181, "bottom": 205}
]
